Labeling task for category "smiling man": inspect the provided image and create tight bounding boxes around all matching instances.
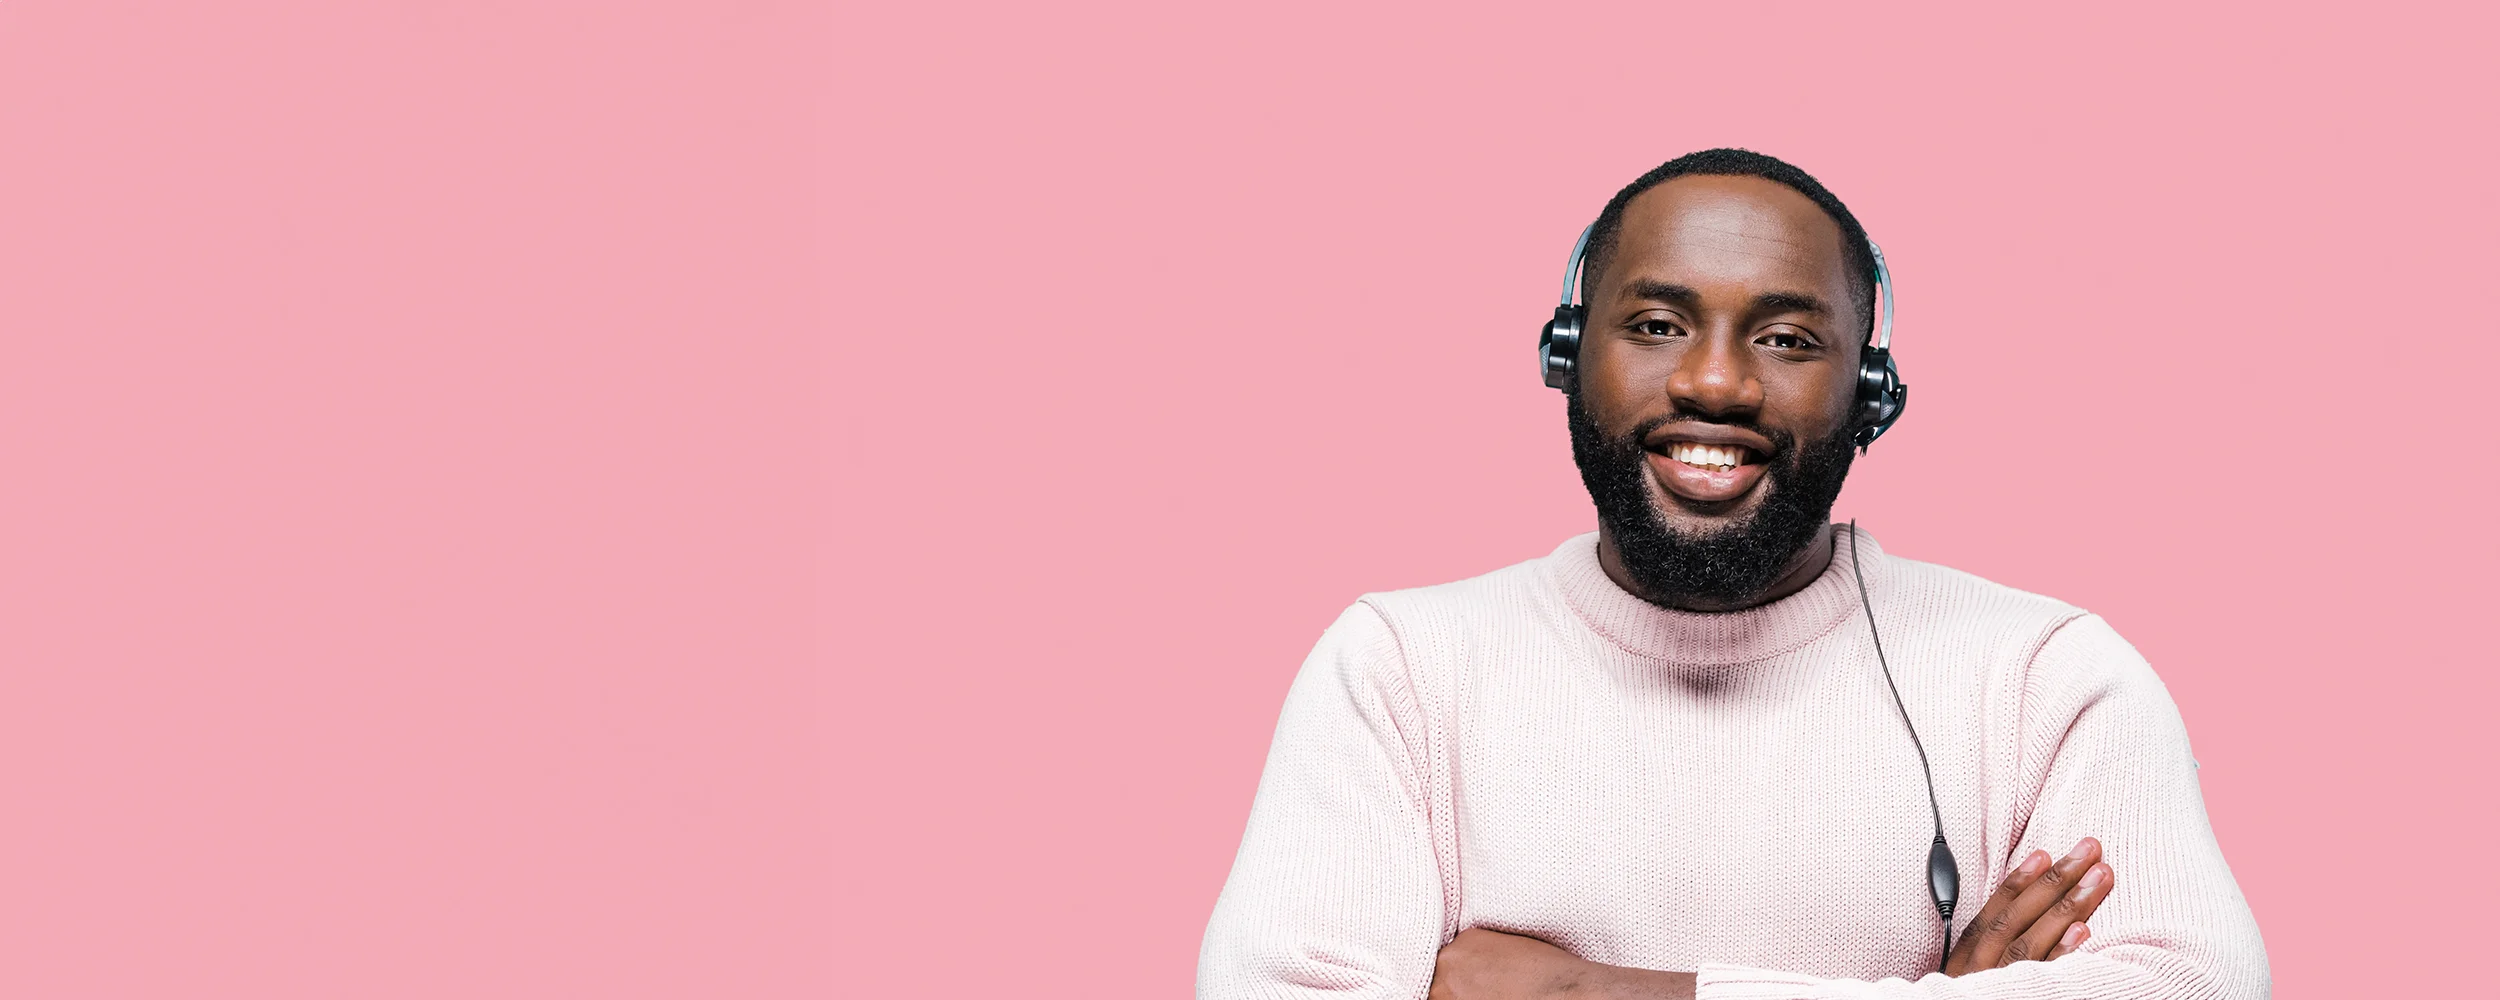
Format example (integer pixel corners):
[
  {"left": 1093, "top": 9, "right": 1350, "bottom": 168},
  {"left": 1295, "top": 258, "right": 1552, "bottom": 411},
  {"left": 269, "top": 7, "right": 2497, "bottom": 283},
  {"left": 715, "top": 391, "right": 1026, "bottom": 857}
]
[{"left": 1197, "top": 150, "right": 2268, "bottom": 1000}]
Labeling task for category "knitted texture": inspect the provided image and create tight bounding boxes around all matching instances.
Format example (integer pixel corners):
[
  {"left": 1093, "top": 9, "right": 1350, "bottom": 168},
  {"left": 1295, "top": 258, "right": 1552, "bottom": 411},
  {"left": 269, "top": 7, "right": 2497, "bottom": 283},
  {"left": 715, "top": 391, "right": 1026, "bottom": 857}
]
[{"left": 1198, "top": 529, "right": 2268, "bottom": 1000}]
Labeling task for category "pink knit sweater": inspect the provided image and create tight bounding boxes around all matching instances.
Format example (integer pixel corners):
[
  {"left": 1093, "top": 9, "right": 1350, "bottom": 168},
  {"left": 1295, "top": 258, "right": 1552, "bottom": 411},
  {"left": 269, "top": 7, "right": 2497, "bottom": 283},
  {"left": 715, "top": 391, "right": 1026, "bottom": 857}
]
[{"left": 1198, "top": 529, "right": 2268, "bottom": 1000}]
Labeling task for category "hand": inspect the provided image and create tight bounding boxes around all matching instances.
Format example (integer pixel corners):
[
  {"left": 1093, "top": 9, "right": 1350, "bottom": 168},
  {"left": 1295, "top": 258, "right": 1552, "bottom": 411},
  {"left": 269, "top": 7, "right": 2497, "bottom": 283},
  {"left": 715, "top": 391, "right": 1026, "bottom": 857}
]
[
  {"left": 1430, "top": 928, "right": 1696, "bottom": 1000},
  {"left": 1942, "top": 837, "right": 2114, "bottom": 975}
]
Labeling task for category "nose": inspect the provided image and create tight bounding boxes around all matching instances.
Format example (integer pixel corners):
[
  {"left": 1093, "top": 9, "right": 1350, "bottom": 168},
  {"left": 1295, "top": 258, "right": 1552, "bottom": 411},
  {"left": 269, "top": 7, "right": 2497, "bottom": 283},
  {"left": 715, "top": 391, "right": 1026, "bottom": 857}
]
[{"left": 1664, "top": 330, "right": 1763, "bottom": 418}]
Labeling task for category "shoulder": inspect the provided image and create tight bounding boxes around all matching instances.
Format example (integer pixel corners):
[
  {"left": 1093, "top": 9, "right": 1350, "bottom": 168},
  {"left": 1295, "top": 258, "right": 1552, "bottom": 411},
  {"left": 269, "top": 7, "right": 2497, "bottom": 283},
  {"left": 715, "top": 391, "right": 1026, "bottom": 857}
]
[
  {"left": 1347, "top": 541, "right": 1578, "bottom": 657},
  {"left": 1877, "top": 550, "right": 2178, "bottom": 730},
  {"left": 1882, "top": 554, "right": 2161, "bottom": 686},
  {"left": 1874, "top": 549, "right": 2098, "bottom": 668},
  {"left": 2024, "top": 612, "right": 2175, "bottom": 729},
  {"left": 1878, "top": 550, "right": 2085, "bottom": 628},
  {"left": 1867, "top": 551, "right": 2200, "bottom": 785}
]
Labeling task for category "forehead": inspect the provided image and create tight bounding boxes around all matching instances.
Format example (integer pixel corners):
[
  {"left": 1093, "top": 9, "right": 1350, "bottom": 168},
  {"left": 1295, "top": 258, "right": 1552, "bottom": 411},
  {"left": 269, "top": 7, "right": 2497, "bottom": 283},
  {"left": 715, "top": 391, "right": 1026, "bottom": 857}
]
[{"left": 1610, "top": 175, "right": 1848, "bottom": 294}]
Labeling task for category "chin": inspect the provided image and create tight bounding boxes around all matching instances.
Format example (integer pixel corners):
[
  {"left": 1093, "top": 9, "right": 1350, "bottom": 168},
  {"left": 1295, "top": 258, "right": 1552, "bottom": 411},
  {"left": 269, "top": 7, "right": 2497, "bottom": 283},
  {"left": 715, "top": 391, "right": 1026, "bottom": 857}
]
[{"left": 1645, "top": 482, "right": 1770, "bottom": 534}]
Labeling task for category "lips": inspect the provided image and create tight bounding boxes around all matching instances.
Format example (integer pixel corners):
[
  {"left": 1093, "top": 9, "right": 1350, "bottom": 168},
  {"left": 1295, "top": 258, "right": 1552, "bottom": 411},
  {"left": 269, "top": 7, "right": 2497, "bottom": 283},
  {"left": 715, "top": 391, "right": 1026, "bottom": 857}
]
[
  {"left": 1642, "top": 427, "right": 1776, "bottom": 505},
  {"left": 1647, "top": 450, "right": 1767, "bottom": 504}
]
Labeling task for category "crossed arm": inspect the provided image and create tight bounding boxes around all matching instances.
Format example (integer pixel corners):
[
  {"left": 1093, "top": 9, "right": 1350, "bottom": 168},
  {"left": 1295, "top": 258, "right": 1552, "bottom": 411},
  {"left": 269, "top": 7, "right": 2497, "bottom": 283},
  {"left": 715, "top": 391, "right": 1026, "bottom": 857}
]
[{"left": 1427, "top": 839, "right": 2116, "bottom": 1000}]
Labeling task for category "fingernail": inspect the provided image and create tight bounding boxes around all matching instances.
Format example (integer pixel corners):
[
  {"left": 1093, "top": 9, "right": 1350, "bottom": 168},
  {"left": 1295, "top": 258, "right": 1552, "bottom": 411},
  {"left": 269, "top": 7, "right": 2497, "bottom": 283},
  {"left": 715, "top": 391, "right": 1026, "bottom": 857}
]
[
  {"left": 2017, "top": 851, "right": 2047, "bottom": 876},
  {"left": 2064, "top": 837, "right": 2097, "bottom": 861},
  {"left": 2071, "top": 864, "right": 2106, "bottom": 898},
  {"left": 2061, "top": 924, "right": 2087, "bottom": 948}
]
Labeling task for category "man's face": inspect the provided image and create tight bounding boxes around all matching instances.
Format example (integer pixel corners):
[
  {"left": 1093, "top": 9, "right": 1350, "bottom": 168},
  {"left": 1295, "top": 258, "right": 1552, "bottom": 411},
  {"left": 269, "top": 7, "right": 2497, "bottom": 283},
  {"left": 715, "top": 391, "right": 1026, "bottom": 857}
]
[{"left": 1569, "top": 174, "right": 1864, "bottom": 607}]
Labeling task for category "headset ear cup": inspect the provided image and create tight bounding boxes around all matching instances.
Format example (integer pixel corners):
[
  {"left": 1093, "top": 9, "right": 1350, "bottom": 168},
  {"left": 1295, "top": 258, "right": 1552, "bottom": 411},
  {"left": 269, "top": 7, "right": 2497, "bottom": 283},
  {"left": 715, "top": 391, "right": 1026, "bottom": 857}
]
[
  {"left": 1538, "top": 320, "right": 1557, "bottom": 383},
  {"left": 1541, "top": 305, "right": 1585, "bottom": 391},
  {"left": 1852, "top": 346, "right": 1906, "bottom": 449}
]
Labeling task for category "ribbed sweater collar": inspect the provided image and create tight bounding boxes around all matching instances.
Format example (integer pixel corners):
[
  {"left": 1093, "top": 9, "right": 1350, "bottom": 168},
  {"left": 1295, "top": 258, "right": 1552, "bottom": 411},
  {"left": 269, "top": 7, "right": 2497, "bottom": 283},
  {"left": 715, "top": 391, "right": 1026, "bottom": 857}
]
[{"left": 1545, "top": 523, "right": 1876, "bottom": 665}]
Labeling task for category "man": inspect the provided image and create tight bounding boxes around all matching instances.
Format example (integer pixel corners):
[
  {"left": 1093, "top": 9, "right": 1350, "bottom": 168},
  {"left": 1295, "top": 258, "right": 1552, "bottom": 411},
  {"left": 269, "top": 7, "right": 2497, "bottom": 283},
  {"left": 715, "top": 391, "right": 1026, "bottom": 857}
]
[{"left": 1197, "top": 149, "right": 2267, "bottom": 1000}]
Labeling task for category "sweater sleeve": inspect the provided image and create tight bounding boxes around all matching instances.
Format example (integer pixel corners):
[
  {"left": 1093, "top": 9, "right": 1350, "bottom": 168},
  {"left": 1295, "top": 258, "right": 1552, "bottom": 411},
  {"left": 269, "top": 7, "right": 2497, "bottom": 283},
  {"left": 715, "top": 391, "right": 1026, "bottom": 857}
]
[
  {"left": 1695, "top": 614, "right": 2271, "bottom": 1000},
  {"left": 1197, "top": 601, "right": 1447, "bottom": 1000}
]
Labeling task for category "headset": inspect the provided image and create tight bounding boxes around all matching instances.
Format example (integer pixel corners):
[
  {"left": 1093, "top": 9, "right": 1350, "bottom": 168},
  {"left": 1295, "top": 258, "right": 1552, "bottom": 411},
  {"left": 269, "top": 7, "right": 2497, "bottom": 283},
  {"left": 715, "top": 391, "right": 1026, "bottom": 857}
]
[
  {"left": 1536, "top": 223, "right": 1909, "bottom": 452},
  {"left": 1536, "top": 223, "right": 1958, "bottom": 966}
]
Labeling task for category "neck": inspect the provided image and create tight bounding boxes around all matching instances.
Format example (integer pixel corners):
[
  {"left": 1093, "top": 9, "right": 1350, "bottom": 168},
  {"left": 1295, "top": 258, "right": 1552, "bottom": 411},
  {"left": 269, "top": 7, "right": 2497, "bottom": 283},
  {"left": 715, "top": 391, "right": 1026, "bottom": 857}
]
[{"left": 1595, "top": 522, "right": 1836, "bottom": 612}]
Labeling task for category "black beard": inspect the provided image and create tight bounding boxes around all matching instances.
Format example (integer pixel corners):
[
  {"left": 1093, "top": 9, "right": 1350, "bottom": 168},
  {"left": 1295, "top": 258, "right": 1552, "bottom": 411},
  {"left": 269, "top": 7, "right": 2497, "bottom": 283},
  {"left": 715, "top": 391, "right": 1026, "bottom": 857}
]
[{"left": 1567, "top": 391, "right": 1857, "bottom": 609}]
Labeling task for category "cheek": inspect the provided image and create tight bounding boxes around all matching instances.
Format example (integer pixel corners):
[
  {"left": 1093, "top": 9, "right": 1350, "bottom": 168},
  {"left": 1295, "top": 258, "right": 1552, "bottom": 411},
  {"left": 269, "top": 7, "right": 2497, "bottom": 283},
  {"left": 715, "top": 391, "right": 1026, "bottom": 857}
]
[
  {"left": 1764, "top": 365, "right": 1858, "bottom": 435},
  {"left": 1579, "top": 340, "right": 1677, "bottom": 413}
]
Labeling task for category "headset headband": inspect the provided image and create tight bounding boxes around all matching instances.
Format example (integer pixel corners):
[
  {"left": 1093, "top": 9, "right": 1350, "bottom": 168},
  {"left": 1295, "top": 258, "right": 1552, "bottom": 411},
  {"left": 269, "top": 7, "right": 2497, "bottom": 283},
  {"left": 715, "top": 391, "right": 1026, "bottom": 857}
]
[{"left": 1560, "top": 223, "right": 1594, "bottom": 307}]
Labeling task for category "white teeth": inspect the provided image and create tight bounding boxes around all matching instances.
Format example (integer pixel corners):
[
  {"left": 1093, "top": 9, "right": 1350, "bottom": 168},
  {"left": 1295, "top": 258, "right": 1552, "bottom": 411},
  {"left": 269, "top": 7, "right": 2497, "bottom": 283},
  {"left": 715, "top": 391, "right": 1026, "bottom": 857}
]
[{"left": 1669, "top": 442, "right": 1749, "bottom": 471}]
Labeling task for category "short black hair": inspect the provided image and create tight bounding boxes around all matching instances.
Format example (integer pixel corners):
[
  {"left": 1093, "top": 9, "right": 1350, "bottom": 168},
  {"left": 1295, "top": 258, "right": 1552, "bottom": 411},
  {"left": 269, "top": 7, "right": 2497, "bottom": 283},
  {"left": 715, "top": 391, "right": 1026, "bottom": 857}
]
[{"left": 1580, "top": 148, "right": 1878, "bottom": 340}]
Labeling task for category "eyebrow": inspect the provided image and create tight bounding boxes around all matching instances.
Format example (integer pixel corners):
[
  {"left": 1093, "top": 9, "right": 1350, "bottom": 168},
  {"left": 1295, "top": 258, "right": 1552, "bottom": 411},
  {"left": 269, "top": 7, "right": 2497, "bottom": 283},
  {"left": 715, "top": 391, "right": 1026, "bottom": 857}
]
[
  {"left": 1620, "top": 279, "right": 1832, "bottom": 318},
  {"left": 1621, "top": 279, "right": 1701, "bottom": 307},
  {"left": 1751, "top": 291, "right": 1832, "bottom": 317}
]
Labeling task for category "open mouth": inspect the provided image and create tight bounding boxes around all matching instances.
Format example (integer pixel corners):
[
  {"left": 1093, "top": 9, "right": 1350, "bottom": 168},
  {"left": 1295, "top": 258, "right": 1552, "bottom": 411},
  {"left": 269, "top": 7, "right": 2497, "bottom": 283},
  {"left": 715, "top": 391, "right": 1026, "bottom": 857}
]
[
  {"left": 1644, "top": 436, "right": 1773, "bottom": 505},
  {"left": 1662, "top": 441, "right": 1759, "bottom": 473}
]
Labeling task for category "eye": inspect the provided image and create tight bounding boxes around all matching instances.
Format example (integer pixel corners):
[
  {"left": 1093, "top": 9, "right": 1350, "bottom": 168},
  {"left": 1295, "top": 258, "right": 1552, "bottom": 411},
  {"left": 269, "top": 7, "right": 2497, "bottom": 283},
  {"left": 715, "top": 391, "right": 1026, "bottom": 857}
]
[
  {"left": 1632, "top": 319, "right": 1686, "bottom": 339},
  {"left": 1757, "top": 331, "right": 1812, "bottom": 350}
]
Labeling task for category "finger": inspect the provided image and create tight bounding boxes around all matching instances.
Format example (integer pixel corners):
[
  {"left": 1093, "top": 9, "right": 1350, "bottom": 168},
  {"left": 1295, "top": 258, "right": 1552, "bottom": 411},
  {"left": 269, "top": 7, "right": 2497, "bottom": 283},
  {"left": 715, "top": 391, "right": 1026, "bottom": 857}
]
[
  {"left": 2063, "top": 862, "right": 2114, "bottom": 929},
  {"left": 2045, "top": 922, "right": 2091, "bottom": 960},
  {"left": 1944, "top": 849, "right": 2052, "bottom": 973},
  {"left": 1969, "top": 839, "right": 2100, "bottom": 969},
  {"left": 1992, "top": 840, "right": 2101, "bottom": 965},
  {"left": 2004, "top": 862, "right": 2111, "bottom": 966}
]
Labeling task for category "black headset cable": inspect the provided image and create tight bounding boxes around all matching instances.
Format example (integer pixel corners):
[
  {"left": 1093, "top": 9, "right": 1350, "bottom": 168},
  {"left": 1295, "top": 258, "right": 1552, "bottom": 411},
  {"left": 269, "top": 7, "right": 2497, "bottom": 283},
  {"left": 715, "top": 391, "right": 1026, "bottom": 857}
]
[{"left": 1846, "top": 520, "right": 1961, "bottom": 971}]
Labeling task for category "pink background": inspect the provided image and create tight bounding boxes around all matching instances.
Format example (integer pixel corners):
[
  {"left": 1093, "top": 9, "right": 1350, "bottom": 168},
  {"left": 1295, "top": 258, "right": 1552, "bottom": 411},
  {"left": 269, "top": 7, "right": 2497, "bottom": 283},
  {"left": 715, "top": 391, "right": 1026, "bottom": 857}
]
[
  {"left": 0, "top": 4, "right": 828, "bottom": 997},
  {"left": 0, "top": 2, "right": 2490, "bottom": 998}
]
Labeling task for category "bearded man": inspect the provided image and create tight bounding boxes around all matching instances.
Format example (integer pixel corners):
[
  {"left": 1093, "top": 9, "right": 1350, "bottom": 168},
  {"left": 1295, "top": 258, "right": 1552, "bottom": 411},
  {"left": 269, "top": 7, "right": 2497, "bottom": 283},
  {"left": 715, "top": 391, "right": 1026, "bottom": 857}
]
[{"left": 1196, "top": 149, "right": 2268, "bottom": 1000}]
